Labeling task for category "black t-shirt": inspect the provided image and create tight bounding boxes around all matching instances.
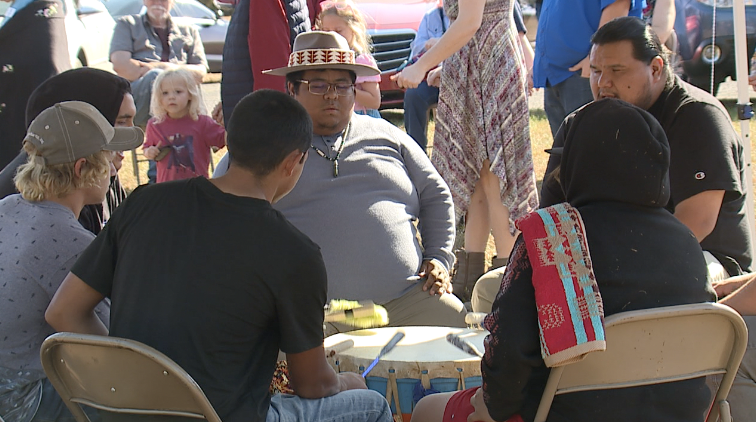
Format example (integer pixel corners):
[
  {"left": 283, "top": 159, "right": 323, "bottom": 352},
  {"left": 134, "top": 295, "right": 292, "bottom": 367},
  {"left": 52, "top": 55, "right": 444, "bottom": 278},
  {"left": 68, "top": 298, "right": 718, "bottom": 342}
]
[
  {"left": 542, "top": 76, "right": 753, "bottom": 274},
  {"left": 647, "top": 76, "right": 753, "bottom": 274},
  {"left": 71, "top": 177, "right": 328, "bottom": 422}
]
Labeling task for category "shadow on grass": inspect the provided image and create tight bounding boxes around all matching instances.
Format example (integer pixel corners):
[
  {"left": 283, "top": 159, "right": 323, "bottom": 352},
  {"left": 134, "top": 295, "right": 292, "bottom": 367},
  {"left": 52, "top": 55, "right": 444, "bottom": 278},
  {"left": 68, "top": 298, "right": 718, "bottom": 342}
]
[
  {"left": 529, "top": 108, "right": 548, "bottom": 122},
  {"left": 380, "top": 108, "right": 405, "bottom": 129}
]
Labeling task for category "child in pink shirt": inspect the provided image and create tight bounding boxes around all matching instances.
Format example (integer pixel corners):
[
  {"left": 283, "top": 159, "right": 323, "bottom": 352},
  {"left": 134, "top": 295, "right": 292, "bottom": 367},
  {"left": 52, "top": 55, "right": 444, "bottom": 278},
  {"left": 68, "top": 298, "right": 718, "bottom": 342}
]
[{"left": 143, "top": 69, "right": 226, "bottom": 183}]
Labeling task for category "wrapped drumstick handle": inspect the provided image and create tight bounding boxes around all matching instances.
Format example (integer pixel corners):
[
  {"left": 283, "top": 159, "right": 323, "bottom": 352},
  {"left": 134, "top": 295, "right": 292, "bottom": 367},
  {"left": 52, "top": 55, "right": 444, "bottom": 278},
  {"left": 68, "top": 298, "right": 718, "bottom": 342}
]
[
  {"left": 446, "top": 333, "right": 483, "bottom": 357},
  {"left": 465, "top": 312, "right": 487, "bottom": 330},
  {"left": 325, "top": 339, "right": 355, "bottom": 357}
]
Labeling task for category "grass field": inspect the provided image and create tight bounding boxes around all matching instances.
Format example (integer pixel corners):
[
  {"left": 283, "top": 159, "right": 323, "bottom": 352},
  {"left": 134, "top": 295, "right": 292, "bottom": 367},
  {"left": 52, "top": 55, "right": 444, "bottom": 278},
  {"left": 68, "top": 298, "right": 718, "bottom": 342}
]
[
  {"left": 117, "top": 107, "right": 556, "bottom": 191},
  {"left": 115, "top": 104, "right": 756, "bottom": 262},
  {"left": 119, "top": 103, "right": 756, "bottom": 261},
  {"left": 119, "top": 102, "right": 754, "bottom": 193}
]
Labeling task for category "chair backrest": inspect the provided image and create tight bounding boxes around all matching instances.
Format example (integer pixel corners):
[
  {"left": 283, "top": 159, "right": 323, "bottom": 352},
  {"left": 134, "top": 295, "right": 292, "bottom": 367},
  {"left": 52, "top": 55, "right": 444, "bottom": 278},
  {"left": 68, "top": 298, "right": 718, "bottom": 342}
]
[
  {"left": 40, "top": 332, "right": 223, "bottom": 422},
  {"left": 533, "top": 303, "right": 748, "bottom": 422}
]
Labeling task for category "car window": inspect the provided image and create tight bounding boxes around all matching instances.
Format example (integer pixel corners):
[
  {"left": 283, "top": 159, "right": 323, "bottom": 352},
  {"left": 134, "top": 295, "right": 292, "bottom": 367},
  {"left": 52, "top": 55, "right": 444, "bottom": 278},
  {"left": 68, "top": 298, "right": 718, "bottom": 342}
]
[
  {"left": 100, "top": 0, "right": 142, "bottom": 17},
  {"left": 171, "top": 0, "right": 214, "bottom": 19}
]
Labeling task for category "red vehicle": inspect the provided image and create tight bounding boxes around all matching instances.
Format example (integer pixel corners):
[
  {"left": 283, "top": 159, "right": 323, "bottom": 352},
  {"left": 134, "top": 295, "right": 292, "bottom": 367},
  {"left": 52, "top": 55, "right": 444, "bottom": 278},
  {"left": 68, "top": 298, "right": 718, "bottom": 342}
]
[
  {"left": 211, "top": 0, "right": 434, "bottom": 107},
  {"left": 355, "top": 0, "right": 437, "bottom": 107}
]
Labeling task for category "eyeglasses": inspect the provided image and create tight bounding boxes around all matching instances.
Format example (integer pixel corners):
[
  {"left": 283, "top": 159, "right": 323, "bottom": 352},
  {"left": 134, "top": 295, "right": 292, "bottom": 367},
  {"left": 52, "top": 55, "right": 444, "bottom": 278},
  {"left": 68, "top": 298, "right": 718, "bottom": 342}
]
[{"left": 297, "top": 80, "right": 355, "bottom": 96}]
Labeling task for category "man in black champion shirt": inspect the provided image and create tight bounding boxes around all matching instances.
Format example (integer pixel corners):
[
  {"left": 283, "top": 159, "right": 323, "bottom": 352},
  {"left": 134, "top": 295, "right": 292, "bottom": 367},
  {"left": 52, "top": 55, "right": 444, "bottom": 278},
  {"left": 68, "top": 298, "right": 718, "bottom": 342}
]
[{"left": 542, "top": 16, "right": 753, "bottom": 280}]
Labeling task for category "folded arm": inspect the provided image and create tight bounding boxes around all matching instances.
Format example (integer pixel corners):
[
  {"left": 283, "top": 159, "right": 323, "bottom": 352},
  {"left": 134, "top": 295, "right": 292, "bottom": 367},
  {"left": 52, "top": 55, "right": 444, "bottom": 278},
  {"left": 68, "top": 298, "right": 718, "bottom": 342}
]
[
  {"left": 111, "top": 51, "right": 151, "bottom": 82},
  {"left": 719, "top": 274, "right": 756, "bottom": 315}
]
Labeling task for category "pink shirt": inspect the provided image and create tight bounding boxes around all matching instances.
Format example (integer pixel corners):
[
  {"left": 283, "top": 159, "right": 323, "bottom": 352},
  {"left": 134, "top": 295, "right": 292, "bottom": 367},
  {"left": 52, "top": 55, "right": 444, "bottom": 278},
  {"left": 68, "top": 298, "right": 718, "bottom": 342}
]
[
  {"left": 354, "top": 53, "right": 381, "bottom": 113},
  {"left": 144, "top": 114, "right": 226, "bottom": 183}
]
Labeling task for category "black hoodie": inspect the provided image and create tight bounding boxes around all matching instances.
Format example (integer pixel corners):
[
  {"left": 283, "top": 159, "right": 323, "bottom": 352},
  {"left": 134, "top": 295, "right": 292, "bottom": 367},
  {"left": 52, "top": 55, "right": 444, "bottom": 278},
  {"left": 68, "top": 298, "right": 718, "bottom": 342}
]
[{"left": 482, "top": 99, "right": 716, "bottom": 422}]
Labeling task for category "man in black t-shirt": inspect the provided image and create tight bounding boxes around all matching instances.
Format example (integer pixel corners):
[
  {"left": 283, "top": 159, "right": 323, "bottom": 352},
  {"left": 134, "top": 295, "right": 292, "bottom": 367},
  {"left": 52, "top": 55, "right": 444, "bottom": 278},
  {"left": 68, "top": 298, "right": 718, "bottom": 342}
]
[
  {"left": 542, "top": 17, "right": 753, "bottom": 279},
  {"left": 45, "top": 90, "right": 391, "bottom": 422}
]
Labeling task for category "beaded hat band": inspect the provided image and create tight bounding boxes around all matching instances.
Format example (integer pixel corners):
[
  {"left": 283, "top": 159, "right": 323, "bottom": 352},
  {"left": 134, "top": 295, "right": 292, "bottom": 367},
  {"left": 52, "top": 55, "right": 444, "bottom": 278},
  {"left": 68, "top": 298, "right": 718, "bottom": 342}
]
[{"left": 264, "top": 31, "right": 380, "bottom": 77}]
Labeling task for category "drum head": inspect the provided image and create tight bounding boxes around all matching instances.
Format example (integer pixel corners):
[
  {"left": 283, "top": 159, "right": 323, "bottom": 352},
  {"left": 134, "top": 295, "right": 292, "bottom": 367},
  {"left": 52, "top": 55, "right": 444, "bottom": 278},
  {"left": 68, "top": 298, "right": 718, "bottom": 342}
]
[{"left": 324, "top": 326, "right": 486, "bottom": 378}]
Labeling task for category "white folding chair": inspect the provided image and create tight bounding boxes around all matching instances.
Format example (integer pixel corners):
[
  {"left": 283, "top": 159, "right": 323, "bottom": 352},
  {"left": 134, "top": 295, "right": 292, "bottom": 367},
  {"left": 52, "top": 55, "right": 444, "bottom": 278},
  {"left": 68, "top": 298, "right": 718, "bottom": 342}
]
[
  {"left": 534, "top": 303, "right": 748, "bottom": 422},
  {"left": 40, "top": 332, "right": 222, "bottom": 422}
]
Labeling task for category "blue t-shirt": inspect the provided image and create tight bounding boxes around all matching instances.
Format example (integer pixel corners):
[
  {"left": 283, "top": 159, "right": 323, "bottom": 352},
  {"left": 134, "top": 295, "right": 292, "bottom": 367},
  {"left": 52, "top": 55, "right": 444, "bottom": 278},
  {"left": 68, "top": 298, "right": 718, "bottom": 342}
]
[{"left": 533, "top": 0, "right": 644, "bottom": 88}]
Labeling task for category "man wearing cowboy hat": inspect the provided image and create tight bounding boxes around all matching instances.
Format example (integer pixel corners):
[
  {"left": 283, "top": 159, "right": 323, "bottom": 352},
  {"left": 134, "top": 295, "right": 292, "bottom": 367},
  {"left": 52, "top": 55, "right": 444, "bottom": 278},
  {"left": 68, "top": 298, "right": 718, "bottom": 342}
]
[{"left": 216, "top": 31, "right": 466, "bottom": 334}]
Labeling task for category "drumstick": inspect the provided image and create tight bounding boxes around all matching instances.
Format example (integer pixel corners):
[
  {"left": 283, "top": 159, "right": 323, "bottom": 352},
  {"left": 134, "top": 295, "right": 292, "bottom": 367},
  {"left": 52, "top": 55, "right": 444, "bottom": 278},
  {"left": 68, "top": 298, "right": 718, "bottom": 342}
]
[
  {"left": 465, "top": 312, "right": 487, "bottom": 330},
  {"left": 325, "top": 300, "right": 389, "bottom": 328},
  {"left": 362, "top": 331, "right": 405, "bottom": 378},
  {"left": 325, "top": 339, "right": 355, "bottom": 357},
  {"left": 446, "top": 333, "right": 483, "bottom": 357}
]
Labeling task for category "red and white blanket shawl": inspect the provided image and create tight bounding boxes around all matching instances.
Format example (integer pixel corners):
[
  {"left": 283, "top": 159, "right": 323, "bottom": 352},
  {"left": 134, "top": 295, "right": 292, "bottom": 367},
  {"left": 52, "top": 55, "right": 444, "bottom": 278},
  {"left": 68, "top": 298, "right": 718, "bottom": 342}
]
[{"left": 515, "top": 203, "right": 606, "bottom": 367}]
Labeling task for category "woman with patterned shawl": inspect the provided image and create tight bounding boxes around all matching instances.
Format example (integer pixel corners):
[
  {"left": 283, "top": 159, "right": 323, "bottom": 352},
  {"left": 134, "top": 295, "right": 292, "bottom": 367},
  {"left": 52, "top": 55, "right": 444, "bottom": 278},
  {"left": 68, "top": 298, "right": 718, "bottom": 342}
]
[
  {"left": 410, "top": 99, "right": 716, "bottom": 422},
  {"left": 393, "top": 0, "right": 538, "bottom": 302}
]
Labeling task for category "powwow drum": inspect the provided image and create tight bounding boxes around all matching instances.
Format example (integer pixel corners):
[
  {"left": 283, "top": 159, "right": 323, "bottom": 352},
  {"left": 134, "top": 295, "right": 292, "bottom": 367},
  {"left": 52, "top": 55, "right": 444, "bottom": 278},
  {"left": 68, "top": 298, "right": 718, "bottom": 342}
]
[{"left": 324, "top": 326, "right": 487, "bottom": 422}]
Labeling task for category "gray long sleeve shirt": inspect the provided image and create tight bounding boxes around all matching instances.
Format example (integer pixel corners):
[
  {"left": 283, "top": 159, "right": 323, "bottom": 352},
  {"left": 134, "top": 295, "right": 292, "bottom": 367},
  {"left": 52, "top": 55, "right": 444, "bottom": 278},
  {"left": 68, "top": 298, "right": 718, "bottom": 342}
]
[{"left": 216, "top": 114, "right": 455, "bottom": 303}]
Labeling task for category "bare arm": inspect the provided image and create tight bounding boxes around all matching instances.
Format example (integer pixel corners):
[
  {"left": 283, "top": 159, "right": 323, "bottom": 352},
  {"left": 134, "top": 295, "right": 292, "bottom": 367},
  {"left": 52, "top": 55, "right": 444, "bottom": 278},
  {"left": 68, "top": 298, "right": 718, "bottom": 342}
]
[
  {"left": 286, "top": 344, "right": 367, "bottom": 398},
  {"left": 714, "top": 273, "right": 756, "bottom": 299},
  {"left": 570, "top": 0, "right": 632, "bottom": 77},
  {"left": 354, "top": 81, "right": 381, "bottom": 110},
  {"left": 673, "top": 190, "right": 725, "bottom": 242},
  {"left": 599, "top": 0, "right": 631, "bottom": 26},
  {"left": 518, "top": 33, "right": 535, "bottom": 94},
  {"left": 518, "top": 33, "right": 534, "bottom": 72},
  {"left": 650, "top": 0, "right": 675, "bottom": 44},
  {"left": 181, "top": 64, "right": 207, "bottom": 83},
  {"left": 46, "top": 273, "right": 108, "bottom": 335},
  {"left": 392, "top": 0, "right": 485, "bottom": 88},
  {"left": 111, "top": 51, "right": 150, "bottom": 82},
  {"left": 719, "top": 274, "right": 756, "bottom": 315}
]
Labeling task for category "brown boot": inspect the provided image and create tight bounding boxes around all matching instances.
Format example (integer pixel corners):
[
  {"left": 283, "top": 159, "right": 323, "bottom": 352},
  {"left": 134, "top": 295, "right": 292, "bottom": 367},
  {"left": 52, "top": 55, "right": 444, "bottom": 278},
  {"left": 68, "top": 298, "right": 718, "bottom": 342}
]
[
  {"left": 489, "top": 256, "right": 509, "bottom": 271},
  {"left": 451, "top": 249, "right": 486, "bottom": 303}
]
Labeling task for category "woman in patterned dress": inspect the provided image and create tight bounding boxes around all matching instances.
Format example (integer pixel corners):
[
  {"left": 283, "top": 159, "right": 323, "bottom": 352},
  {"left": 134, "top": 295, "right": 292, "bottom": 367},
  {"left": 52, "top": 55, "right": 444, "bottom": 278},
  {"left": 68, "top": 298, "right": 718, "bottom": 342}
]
[{"left": 393, "top": 0, "right": 538, "bottom": 300}]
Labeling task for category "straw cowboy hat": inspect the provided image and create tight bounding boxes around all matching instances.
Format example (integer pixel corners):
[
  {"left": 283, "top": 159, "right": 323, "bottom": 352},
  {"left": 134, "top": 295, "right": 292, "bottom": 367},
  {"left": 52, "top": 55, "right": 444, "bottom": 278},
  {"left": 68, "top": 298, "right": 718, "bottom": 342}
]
[{"left": 264, "top": 31, "right": 380, "bottom": 77}]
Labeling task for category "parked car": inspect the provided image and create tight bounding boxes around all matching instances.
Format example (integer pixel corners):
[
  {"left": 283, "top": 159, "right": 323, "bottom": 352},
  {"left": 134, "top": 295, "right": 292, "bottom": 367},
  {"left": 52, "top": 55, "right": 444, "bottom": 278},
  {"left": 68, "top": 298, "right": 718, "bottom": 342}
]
[
  {"left": 675, "top": 0, "right": 756, "bottom": 94},
  {"left": 0, "top": 0, "right": 116, "bottom": 69},
  {"left": 100, "top": 0, "right": 227, "bottom": 72},
  {"left": 355, "top": 0, "right": 436, "bottom": 107}
]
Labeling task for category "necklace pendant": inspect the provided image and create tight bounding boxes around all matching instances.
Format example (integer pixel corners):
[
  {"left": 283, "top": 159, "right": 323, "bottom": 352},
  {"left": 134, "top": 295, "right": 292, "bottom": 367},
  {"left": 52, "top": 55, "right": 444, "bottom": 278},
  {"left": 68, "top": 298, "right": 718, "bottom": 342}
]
[{"left": 333, "top": 160, "right": 339, "bottom": 177}]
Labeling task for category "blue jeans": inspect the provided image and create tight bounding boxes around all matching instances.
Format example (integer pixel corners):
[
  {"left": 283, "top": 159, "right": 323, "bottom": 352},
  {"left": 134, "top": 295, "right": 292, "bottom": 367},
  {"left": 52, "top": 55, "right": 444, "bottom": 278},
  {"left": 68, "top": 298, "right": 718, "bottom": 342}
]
[
  {"left": 266, "top": 390, "right": 392, "bottom": 422},
  {"left": 403, "top": 81, "right": 439, "bottom": 152},
  {"left": 543, "top": 72, "right": 593, "bottom": 138},
  {"left": 130, "top": 68, "right": 163, "bottom": 128},
  {"left": 131, "top": 68, "right": 161, "bottom": 184}
]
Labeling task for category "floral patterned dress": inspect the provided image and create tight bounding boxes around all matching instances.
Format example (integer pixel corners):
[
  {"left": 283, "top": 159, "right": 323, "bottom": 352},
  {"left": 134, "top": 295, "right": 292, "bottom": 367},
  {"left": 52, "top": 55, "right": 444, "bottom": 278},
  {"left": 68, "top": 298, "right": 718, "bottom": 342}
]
[{"left": 432, "top": 0, "right": 538, "bottom": 227}]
